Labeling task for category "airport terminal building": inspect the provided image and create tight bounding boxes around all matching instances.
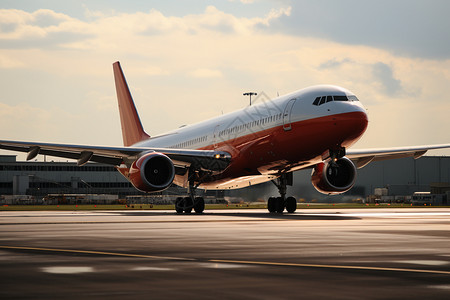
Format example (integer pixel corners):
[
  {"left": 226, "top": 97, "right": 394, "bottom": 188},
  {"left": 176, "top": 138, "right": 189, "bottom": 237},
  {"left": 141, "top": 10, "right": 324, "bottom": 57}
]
[
  {"left": 0, "top": 155, "right": 449, "bottom": 205},
  {"left": 0, "top": 155, "right": 137, "bottom": 198}
]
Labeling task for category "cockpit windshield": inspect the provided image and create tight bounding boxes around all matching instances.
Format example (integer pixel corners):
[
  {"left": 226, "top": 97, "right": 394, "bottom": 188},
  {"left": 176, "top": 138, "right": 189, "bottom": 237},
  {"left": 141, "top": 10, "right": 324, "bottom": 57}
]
[
  {"left": 312, "top": 95, "right": 359, "bottom": 106},
  {"left": 347, "top": 95, "right": 359, "bottom": 102}
]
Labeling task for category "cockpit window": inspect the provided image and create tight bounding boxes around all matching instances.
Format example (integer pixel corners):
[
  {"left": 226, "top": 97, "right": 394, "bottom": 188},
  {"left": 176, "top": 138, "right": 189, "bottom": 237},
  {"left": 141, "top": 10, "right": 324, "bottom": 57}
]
[
  {"left": 319, "top": 96, "right": 326, "bottom": 105},
  {"left": 333, "top": 95, "right": 348, "bottom": 101},
  {"left": 313, "top": 95, "right": 345, "bottom": 105},
  {"left": 312, "top": 94, "right": 358, "bottom": 106}
]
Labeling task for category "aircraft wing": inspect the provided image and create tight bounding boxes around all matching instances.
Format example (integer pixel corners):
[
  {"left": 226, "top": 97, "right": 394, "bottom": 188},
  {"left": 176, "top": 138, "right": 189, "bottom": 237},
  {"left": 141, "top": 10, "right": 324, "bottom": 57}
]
[
  {"left": 346, "top": 144, "right": 450, "bottom": 169},
  {"left": 0, "top": 140, "right": 231, "bottom": 172}
]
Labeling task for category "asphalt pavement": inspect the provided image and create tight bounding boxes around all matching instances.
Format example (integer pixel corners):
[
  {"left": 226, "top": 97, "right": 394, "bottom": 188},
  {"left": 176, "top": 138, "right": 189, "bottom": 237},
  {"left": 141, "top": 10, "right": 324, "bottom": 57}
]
[{"left": 1, "top": 208, "right": 450, "bottom": 299}]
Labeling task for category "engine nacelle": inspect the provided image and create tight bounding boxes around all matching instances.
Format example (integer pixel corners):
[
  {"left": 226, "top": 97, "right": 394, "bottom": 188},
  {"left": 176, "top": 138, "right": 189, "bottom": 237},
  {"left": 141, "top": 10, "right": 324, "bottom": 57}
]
[
  {"left": 128, "top": 152, "right": 175, "bottom": 192},
  {"left": 311, "top": 157, "right": 357, "bottom": 195}
]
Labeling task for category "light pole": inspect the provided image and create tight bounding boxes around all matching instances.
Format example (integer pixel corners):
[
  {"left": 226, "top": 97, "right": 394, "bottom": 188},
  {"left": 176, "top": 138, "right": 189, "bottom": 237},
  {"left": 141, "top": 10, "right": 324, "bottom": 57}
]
[{"left": 243, "top": 92, "right": 257, "bottom": 106}]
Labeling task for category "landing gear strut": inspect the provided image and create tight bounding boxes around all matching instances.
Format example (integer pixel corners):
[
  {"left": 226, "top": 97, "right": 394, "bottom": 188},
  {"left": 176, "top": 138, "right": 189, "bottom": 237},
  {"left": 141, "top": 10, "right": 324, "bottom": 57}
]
[
  {"left": 175, "top": 168, "right": 205, "bottom": 214},
  {"left": 268, "top": 173, "right": 297, "bottom": 213}
]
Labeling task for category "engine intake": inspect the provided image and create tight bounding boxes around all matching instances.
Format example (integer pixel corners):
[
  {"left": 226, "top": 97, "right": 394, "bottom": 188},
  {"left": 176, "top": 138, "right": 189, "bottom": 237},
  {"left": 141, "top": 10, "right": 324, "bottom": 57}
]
[
  {"left": 128, "top": 152, "right": 175, "bottom": 192},
  {"left": 311, "top": 157, "right": 357, "bottom": 195}
]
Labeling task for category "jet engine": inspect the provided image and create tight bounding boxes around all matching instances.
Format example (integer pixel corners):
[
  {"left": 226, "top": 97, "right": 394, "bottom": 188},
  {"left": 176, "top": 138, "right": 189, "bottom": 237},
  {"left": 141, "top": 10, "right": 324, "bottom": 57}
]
[
  {"left": 311, "top": 157, "right": 357, "bottom": 195},
  {"left": 128, "top": 152, "right": 175, "bottom": 192}
]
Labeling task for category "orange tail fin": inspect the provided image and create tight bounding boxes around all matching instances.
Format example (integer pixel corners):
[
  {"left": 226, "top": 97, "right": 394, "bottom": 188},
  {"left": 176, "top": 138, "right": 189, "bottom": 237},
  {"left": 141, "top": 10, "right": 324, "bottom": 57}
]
[{"left": 113, "top": 61, "right": 150, "bottom": 146}]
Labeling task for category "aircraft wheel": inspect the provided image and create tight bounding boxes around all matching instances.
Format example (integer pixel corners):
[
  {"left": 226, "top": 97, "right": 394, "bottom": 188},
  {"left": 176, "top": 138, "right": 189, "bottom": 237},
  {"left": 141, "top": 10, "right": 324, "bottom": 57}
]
[
  {"left": 285, "top": 196, "right": 297, "bottom": 213},
  {"left": 275, "top": 197, "right": 285, "bottom": 213},
  {"left": 175, "top": 197, "right": 184, "bottom": 214},
  {"left": 194, "top": 197, "right": 205, "bottom": 213},
  {"left": 183, "top": 197, "right": 193, "bottom": 213},
  {"left": 267, "top": 197, "right": 276, "bottom": 212}
]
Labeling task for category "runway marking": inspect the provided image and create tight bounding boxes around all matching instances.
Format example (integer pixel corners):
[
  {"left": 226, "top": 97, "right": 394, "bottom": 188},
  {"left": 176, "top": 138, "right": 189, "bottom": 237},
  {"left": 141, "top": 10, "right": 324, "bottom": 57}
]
[
  {"left": 41, "top": 266, "right": 94, "bottom": 274},
  {"left": 396, "top": 260, "right": 449, "bottom": 266},
  {"left": 209, "top": 259, "right": 450, "bottom": 276},
  {"left": 0, "top": 219, "right": 287, "bottom": 226},
  {"left": 2, "top": 245, "right": 450, "bottom": 276},
  {"left": 428, "top": 285, "right": 450, "bottom": 290},
  {"left": 131, "top": 266, "right": 174, "bottom": 271},
  {"left": 0, "top": 245, "right": 194, "bottom": 261},
  {"left": 308, "top": 212, "right": 450, "bottom": 218}
]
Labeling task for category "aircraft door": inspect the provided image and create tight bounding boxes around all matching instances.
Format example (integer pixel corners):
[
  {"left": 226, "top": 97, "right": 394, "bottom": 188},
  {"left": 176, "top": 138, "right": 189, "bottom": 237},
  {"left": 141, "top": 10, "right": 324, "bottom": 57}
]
[
  {"left": 283, "top": 99, "right": 296, "bottom": 131},
  {"left": 213, "top": 125, "right": 221, "bottom": 149}
]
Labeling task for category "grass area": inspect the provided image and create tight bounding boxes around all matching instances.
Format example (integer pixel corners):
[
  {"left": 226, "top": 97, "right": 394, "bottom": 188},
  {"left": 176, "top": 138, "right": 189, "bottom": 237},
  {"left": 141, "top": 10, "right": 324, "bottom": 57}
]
[{"left": 0, "top": 202, "right": 438, "bottom": 211}]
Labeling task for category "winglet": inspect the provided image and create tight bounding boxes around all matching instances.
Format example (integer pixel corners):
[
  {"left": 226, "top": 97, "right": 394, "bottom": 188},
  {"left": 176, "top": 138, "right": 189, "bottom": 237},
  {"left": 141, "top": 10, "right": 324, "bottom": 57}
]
[{"left": 113, "top": 61, "right": 150, "bottom": 147}]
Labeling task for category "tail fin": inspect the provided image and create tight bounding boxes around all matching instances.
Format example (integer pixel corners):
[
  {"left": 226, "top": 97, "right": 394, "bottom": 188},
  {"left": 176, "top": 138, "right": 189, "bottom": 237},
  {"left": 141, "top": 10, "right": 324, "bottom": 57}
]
[{"left": 113, "top": 61, "right": 150, "bottom": 146}]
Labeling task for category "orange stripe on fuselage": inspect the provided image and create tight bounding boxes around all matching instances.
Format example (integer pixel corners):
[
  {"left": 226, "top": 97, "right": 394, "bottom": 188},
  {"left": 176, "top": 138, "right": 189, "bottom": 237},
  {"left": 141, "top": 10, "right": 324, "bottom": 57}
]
[{"left": 195, "top": 111, "right": 368, "bottom": 187}]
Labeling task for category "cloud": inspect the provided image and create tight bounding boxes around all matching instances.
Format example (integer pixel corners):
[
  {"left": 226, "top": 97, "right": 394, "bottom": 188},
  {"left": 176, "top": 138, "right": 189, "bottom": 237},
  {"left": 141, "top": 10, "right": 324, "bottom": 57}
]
[
  {"left": 319, "top": 58, "right": 354, "bottom": 69},
  {"left": 0, "top": 5, "right": 448, "bottom": 157},
  {"left": 371, "top": 62, "right": 402, "bottom": 96},
  {"left": 0, "top": 9, "right": 92, "bottom": 49},
  {"left": 228, "top": 0, "right": 256, "bottom": 3},
  {"left": 319, "top": 58, "right": 404, "bottom": 96},
  {"left": 0, "top": 5, "right": 292, "bottom": 52},
  {"left": 137, "top": 5, "right": 292, "bottom": 35},
  {"left": 0, "top": 102, "right": 53, "bottom": 138},
  {"left": 0, "top": 54, "right": 24, "bottom": 68},
  {"left": 0, "top": 9, "right": 79, "bottom": 39},
  {"left": 189, "top": 68, "right": 223, "bottom": 78},
  {"left": 272, "top": 0, "right": 450, "bottom": 60},
  {"left": 30, "top": 9, "right": 73, "bottom": 27}
]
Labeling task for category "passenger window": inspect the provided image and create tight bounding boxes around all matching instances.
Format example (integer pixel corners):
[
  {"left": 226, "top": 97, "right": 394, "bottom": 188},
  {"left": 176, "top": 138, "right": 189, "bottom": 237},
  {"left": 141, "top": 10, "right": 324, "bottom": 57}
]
[
  {"left": 326, "top": 96, "right": 333, "bottom": 103},
  {"left": 319, "top": 96, "right": 326, "bottom": 105},
  {"left": 313, "top": 97, "right": 321, "bottom": 105}
]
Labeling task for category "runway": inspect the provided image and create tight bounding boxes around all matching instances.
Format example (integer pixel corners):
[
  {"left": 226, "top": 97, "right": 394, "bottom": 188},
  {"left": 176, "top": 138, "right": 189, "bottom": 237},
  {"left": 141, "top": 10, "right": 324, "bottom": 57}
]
[{"left": 1, "top": 208, "right": 450, "bottom": 299}]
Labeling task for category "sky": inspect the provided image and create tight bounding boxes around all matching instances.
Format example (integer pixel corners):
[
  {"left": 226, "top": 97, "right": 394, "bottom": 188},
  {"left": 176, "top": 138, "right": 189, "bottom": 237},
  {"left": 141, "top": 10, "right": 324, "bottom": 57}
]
[{"left": 1, "top": 0, "right": 450, "bottom": 161}]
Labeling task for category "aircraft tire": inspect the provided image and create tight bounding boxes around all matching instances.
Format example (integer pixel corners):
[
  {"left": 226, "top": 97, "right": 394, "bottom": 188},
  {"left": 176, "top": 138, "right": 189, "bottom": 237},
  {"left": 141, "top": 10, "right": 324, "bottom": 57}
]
[
  {"left": 175, "top": 197, "right": 184, "bottom": 214},
  {"left": 267, "top": 197, "right": 276, "bottom": 212},
  {"left": 275, "top": 197, "right": 285, "bottom": 213},
  {"left": 286, "top": 196, "right": 297, "bottom": 213},
  {"left": 194, "top": 197, "right": 205, "bottom": 213},
  {"left": 183, "top": 197, "right": 193, "bottom": 213}
]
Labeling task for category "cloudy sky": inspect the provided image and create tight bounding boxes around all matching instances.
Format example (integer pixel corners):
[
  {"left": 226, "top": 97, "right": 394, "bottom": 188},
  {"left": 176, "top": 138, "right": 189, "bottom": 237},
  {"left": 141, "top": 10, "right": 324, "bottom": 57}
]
[{"left": 1, "top": 0, "right": 449, "bottom": 160}]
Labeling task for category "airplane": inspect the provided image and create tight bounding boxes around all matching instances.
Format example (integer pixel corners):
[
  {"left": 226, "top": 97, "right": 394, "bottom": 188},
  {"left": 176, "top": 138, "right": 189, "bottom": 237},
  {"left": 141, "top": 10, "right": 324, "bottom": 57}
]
[{"left": 0, "top": 61, "right": 449, "bottom": 214}]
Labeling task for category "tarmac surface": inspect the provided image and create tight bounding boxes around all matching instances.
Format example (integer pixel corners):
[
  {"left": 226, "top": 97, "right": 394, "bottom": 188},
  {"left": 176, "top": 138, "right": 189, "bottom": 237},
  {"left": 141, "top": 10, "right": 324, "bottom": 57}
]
[{"left": 1, "top": 208, "right": 450, "bottom": 299}]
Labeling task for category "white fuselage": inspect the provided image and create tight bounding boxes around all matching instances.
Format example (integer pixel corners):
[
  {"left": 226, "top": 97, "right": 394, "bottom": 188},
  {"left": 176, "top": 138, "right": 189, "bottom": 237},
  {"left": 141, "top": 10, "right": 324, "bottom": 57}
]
[{"left": 134, "top": 85, "right": 368, "bottom": 189}]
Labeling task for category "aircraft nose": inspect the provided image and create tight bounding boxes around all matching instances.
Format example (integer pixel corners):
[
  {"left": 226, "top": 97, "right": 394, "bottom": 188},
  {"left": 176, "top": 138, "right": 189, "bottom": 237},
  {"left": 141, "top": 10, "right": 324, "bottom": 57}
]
[
  {"left": 334, "top": 109, "right": 368, "bottom": 147},
  {"left": 353, "top": 110, "right": 368, "bottom": 136}
]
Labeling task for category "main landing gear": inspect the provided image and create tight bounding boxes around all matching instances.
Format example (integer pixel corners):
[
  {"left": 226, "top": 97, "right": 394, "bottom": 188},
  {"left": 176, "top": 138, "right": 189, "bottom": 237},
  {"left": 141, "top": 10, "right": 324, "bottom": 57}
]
[
  {"left": 175, "top": 196, "right": 205, "bottom": 214},
  {"left": 268, "top": 173, "right": 297, "bottom": 213},
  {"left": 175, "top": 168, "right": 205, "bottom": 214}
]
